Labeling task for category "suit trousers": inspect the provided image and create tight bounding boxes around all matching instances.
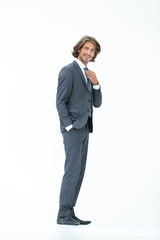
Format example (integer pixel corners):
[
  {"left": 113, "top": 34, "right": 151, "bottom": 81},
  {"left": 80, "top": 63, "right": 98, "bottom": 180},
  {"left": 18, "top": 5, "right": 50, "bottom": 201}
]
[{"left": 58, "top": 120, "right": 90, "bottom": 217}]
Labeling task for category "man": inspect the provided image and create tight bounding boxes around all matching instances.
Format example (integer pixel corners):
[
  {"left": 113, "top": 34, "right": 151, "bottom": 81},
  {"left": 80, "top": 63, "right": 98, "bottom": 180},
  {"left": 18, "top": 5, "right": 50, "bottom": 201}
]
[{"left": 56, "top": 36, "right": 102, "bottom": 225}]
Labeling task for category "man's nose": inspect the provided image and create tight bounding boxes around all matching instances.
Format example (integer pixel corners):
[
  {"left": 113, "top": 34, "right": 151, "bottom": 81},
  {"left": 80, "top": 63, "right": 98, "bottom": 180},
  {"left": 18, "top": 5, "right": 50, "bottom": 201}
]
[{"left": 86, "top": 49, "right": 91, "bottom": 55}]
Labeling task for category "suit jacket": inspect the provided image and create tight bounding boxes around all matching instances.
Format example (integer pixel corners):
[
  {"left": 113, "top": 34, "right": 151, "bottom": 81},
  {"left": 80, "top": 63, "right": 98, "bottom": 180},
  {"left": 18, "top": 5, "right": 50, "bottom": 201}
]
[{"left": 56, "top": 60, "right": 102, "bottom": 132}]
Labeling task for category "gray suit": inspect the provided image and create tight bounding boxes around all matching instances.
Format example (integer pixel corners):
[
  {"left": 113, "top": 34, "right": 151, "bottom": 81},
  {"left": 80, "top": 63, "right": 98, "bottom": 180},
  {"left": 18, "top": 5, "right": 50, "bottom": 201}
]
[{"left": 56, "top": 60, "right": 102, "bottom": 217}]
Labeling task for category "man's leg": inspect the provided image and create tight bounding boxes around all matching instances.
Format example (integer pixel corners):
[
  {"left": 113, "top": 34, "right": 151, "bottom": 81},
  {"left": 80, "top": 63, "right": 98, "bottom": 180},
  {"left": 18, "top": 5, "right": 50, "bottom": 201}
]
[
  {"left": 57, "top": 126, "right": 87, "bottom": 218},
  {"left": 71, "top": 125, "right": 89, "bottom": 214}
]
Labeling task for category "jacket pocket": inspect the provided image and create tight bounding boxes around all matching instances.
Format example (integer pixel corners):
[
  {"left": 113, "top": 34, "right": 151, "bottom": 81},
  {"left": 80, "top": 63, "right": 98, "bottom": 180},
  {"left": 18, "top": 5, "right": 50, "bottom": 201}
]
[
  {"left": 68, "top": 108, "right": 79, "bottom": 113},
  {"left": 69, "top": 108, "right": 80, "bottom": 119}
]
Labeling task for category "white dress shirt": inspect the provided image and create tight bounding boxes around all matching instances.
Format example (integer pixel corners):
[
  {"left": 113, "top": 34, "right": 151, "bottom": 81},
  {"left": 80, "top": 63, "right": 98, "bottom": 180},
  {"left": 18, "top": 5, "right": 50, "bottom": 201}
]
[
  {"left": 75, "top": 58, "right": 100, "bottom": 90},
  {"left": 65, "top": 58, "right": 100, "bottom": 131}
]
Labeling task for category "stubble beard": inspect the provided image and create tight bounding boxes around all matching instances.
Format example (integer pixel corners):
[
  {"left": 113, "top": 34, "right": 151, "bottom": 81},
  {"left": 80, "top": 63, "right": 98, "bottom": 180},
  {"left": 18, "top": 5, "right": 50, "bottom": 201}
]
[{"left": 79, "top": 54, "right": 92, "bottom": 65}]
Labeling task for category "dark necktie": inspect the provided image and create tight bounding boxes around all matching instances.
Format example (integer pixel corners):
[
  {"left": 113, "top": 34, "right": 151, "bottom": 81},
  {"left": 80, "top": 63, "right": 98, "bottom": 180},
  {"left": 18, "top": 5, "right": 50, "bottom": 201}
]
[{"left": 84, "top": 67, "right": 91, "bottom": 92}]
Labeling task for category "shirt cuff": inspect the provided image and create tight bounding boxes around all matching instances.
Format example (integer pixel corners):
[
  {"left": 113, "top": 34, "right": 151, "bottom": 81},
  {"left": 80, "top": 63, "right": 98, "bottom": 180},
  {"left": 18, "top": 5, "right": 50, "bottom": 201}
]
[
  {"left": 93, "top": 84, "right": 100, "bottom": 90},
  {"left": 65, "top": 124, "right": 73, "bottom": 131}
]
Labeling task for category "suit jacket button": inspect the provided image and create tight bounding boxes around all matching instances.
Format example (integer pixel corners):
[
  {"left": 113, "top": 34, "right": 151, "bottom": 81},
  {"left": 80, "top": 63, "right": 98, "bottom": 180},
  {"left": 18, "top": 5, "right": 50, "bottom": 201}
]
[
  {"left": 88, "top": 100, "right": 91, "bottom": 102},
  {"left": 87, "top": 109, "right": 90, "bottom": 112}
]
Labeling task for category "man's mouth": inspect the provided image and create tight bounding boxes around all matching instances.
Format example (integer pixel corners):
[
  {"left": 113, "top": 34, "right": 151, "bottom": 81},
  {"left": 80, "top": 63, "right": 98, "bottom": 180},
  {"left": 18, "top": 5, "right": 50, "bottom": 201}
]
[{"left": 84, "top": 55, "right": 91, "bottom": 59}]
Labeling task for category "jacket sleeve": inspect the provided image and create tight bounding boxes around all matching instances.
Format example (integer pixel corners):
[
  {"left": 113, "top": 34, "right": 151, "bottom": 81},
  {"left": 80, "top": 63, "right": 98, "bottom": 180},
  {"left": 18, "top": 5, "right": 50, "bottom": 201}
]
[
  {"left": 56, "top": 67, "right": 73, "bottom": 128},
  {"left": 92, "top": 86, "right": 102, "bottom": 108}
]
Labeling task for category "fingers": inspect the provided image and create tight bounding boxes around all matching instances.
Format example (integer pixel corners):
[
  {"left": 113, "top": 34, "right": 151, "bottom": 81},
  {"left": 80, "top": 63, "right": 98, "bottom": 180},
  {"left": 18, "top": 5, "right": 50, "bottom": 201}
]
[
  {"left": 85, "top": 70, "right": 94, "bottom": 78},
  {"left": 85, "top": 70, "right": 99, "bottom": 85}
]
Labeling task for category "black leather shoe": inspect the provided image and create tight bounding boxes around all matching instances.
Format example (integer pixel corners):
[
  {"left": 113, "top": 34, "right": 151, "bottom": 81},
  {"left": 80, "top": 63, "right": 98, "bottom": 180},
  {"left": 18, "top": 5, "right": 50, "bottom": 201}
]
[
  {"left": 71, "top": 215, "right": 91, "bottom": 225},
  {"left": 57, "top": 215, "right": 80, "bottom": 225}
]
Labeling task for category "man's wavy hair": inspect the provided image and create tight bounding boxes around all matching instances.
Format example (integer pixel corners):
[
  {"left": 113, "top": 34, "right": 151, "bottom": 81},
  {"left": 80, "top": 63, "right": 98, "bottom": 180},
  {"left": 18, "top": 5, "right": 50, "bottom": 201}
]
[{"left": 72, "top": 36, "right": 101, "bottom": 62}]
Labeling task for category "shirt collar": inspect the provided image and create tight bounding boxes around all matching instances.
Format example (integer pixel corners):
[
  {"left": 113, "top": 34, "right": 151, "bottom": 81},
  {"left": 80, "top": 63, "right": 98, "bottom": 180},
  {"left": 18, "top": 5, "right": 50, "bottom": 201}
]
[{"left": 75, "top": 58, "right": 87, "bottom": 70}]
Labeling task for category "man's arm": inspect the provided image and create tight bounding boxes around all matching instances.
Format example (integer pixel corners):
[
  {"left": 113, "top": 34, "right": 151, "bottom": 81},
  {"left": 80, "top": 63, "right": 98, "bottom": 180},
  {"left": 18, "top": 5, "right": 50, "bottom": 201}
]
[
  {"left": 92, "top": 87, "right": 102, "bottom": 108},
  {"left": 85, "top": 70, "right": 102, "bottom": 107},
  {"left": 56, "top": 67, "right": 73, "bottom": 129}
]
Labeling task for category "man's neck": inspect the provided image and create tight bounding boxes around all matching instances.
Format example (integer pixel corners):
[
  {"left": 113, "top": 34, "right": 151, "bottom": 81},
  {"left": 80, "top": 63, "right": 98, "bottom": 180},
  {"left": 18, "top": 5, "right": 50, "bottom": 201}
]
[
  {"left": 77, "top": 57, "right": 87, "bottom": 66},
  {"left": 75, "top": 58, "right": 87, "bottom": 69}
]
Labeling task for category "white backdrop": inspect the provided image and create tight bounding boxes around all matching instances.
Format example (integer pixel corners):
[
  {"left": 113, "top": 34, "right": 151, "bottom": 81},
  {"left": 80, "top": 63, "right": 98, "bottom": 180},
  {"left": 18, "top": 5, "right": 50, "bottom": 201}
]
[{"left": 0, "top": 0, "right": 160, "bottom": 237}]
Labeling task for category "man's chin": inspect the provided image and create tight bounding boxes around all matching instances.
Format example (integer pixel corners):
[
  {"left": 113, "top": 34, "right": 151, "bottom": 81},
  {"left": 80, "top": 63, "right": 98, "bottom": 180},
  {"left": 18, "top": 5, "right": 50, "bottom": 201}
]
[
  {"left": 79, "top": 56, "right": 92, "bottom": 64},
  {"left": 83, "top": 58, "right": 91, "bottom": 63}
]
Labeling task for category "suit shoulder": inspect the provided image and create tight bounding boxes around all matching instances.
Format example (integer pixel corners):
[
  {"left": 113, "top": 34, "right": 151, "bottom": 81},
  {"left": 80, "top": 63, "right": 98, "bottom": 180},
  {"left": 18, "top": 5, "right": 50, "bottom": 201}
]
[
  {"left": 58, "top": 63, "right": 75, "bottom": 84},
  {"left": 59, "top": 62, "right": 74, "bottom": 75}
]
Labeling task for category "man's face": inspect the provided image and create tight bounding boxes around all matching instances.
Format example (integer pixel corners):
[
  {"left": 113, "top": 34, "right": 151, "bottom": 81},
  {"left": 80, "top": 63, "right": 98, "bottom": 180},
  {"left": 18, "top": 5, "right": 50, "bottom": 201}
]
[{"left": 78, "top": 41, "right": 96, "bottom": 66}]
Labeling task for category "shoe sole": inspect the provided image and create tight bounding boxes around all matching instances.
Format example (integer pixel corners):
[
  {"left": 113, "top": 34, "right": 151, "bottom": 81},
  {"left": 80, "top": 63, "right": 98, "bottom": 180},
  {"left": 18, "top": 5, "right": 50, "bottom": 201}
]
[{"left": 57, "top": 220, "right": 80, "bottom": 225}]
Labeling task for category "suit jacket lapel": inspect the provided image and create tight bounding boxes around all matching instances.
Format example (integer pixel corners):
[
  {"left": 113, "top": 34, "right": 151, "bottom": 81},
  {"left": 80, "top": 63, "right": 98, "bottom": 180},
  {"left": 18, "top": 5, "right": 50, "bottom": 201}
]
[{"left": 73, "top": 60, "right": 88, "bottom": 89}]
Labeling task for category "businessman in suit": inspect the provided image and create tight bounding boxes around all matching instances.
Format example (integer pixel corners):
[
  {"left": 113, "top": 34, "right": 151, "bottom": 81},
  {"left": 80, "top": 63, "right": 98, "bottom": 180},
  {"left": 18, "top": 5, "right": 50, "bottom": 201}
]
[{"left": 56, "top": 36, "right": 102, "bottom": 225}]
